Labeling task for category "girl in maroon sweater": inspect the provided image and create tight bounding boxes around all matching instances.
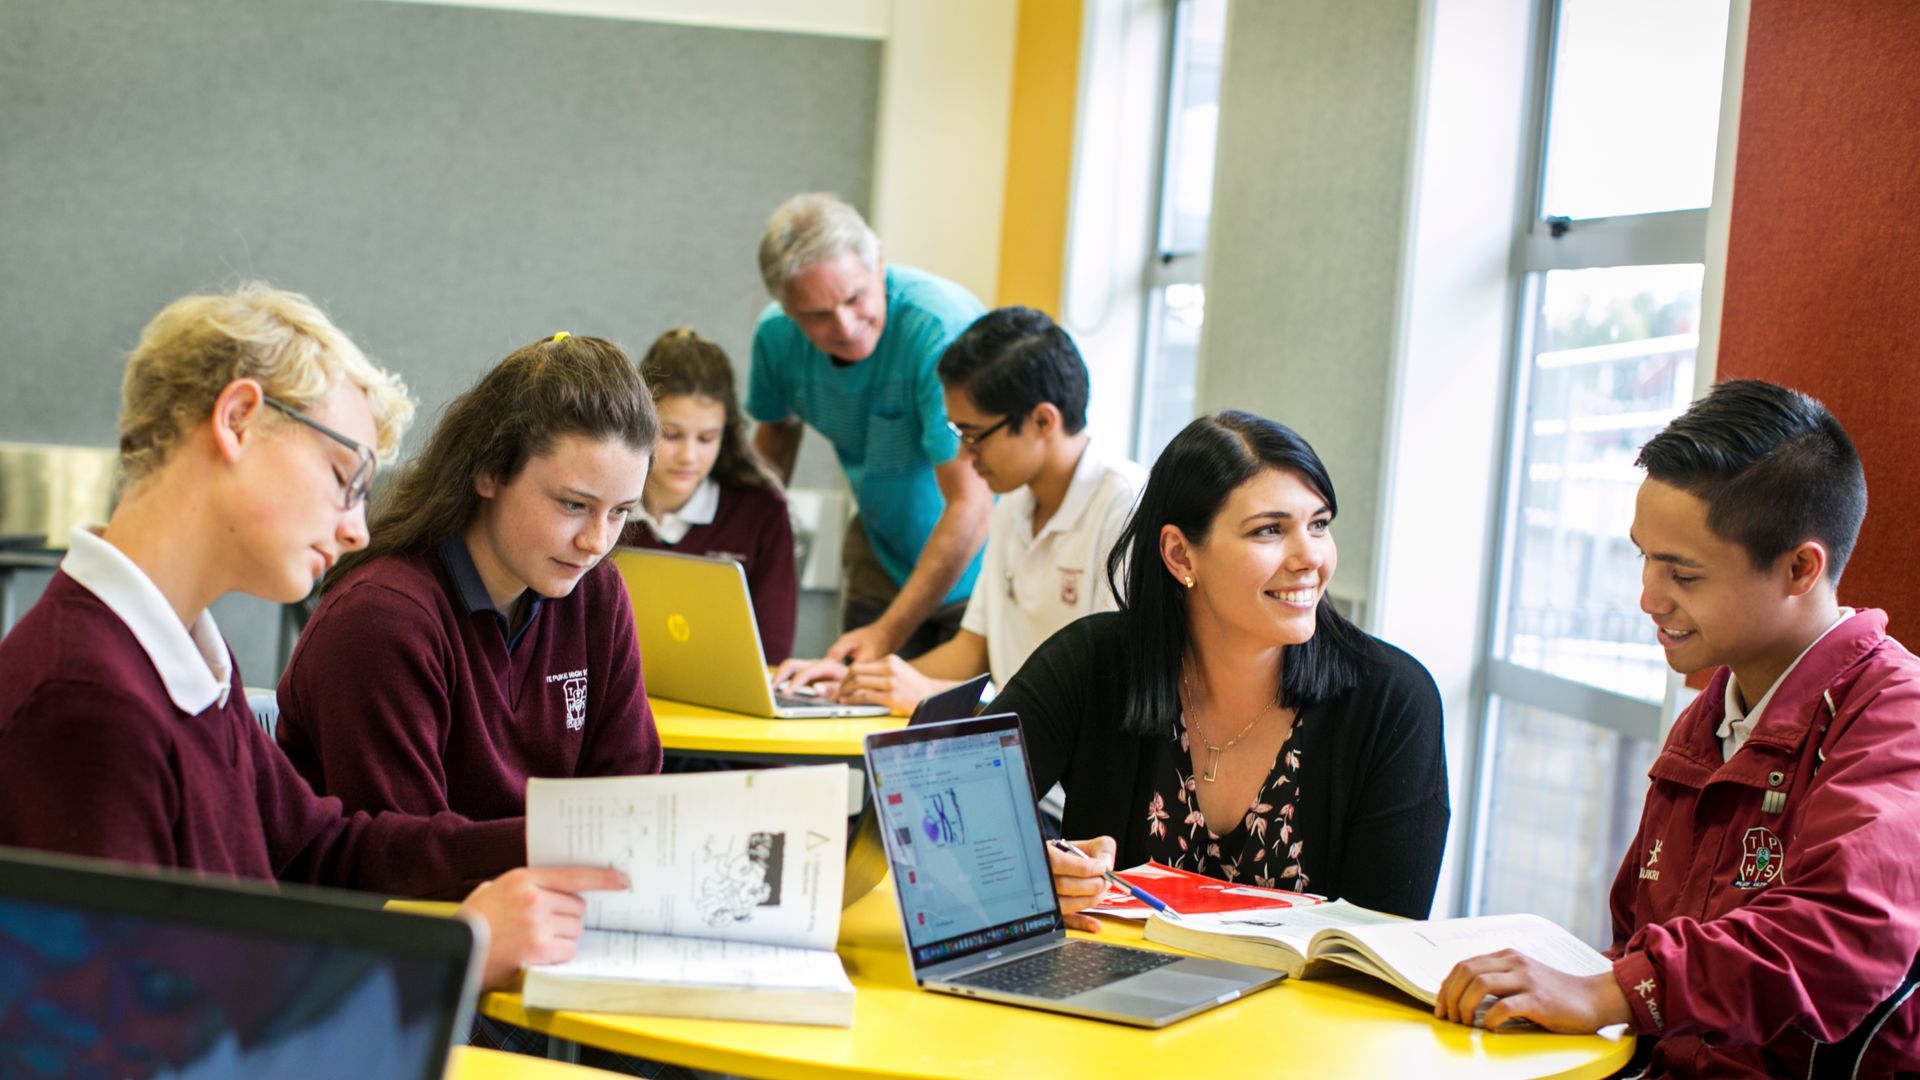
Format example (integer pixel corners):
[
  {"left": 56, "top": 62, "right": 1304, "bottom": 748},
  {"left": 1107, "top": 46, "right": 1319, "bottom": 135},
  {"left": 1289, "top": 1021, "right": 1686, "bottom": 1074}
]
[
  {"left": 621, "top": 328, "right": 798, "bottom": 661},
  {"left": 278, "top": 334, "right": 665, "bottom": 822},
  {"left": 0, "top": 284, "right": 623, "bottom": 992}
]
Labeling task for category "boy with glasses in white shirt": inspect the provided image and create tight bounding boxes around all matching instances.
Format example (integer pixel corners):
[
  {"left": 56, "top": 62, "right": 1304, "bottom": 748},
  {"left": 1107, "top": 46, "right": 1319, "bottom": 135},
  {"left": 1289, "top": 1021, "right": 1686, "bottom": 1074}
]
[{"left": 777, "top": 307, "right": 1145, "bottom": 712}]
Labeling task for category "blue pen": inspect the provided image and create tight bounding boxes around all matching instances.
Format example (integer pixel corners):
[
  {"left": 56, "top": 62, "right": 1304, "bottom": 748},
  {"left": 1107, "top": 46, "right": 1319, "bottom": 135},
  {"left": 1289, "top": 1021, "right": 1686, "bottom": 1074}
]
[{"left": 1050, "top": 838, "right": 1184, "bottom": 922}]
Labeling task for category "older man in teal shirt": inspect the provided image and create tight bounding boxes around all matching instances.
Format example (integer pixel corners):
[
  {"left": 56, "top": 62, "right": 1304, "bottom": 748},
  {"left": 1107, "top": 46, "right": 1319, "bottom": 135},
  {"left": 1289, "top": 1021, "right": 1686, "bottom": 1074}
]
[{"left": 748, "top": 193, "right": 991, "bottom": 663}]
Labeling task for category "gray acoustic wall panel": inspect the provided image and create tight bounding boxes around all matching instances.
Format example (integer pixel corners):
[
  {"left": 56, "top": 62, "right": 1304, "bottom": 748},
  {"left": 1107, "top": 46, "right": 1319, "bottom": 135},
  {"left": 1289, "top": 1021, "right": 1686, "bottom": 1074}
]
[
  {"left": 1198, "top": 0, "right": 1422, "bottom": 611},
  {"left": 0, "top": 0, "right": 880, "bottom": 680}
]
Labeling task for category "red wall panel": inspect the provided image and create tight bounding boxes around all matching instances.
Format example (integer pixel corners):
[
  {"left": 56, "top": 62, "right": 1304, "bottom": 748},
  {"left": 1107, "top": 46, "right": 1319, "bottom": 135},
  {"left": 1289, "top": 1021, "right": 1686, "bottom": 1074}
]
[{"left": 1716, "top": 0, "right": 1920, "bottom": 635}]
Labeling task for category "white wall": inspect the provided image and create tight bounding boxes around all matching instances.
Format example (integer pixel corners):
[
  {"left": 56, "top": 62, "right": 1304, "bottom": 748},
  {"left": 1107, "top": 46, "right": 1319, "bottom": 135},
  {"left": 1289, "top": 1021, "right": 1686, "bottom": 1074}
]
[
  {"left": 1060, "top": 0, "right": 1169, "bottom": 454},
  {"left": 377, "top": 0, "right": 890, "bottom": 37},
  {"left": 1371, "top": 0, "right": 1537, "bottom": 917},
  {"left": 869, "top": 0, "right": 1021, "bottom": 305},
  {"left": 1693, "top": 0, "right": 1750, "bottom": 393}
]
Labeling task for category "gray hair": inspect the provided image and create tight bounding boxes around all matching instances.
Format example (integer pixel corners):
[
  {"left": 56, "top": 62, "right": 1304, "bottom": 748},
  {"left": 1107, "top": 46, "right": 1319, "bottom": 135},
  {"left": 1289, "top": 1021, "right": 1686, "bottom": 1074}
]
[{"left": 757, "top": 193, "right": 881, "bottom": 296}]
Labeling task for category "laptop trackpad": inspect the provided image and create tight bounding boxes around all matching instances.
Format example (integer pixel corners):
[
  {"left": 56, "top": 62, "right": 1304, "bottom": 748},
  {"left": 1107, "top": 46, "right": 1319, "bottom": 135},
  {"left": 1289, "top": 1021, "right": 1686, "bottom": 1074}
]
[{"left": 1091, "top": 967, "right": 1263, "bottom": 1005}]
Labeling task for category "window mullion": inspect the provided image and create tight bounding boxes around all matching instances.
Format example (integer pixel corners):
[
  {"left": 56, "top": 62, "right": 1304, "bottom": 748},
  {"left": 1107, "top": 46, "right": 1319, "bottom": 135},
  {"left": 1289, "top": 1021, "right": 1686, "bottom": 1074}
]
[
  {"left": 1518, "top": 208, "right": 1709, "bottom": 272},
  {"left": 1146, "top": 252, "right": 1204, "bottom": 289},
  {"left": 1486, "top": 659, "right": 1665, "bottom": 743}
]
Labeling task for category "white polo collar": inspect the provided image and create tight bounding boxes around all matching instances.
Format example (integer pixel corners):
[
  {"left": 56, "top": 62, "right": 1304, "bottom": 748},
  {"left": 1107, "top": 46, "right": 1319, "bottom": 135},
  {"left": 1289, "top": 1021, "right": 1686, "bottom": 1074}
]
[
  {"left": 59, "top": 525, "right": 232, "bottom": 714},
  {"left": 1034, "top": 441, "right": 1111, "bottom": 540},
  {"left": 1718, "top": 607, "right": 1854, "bottom": 758},
  {"left": 634, "top": 477, "right": 720, "bottom": 545}
]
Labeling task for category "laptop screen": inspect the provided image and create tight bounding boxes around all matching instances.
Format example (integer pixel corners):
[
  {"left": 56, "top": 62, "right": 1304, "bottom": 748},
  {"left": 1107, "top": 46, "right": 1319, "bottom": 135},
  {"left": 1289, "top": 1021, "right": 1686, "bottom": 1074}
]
[
  {"left": 865, "top": 716, "right": 1062, "bottom": 970},
  {"left": 0, "top": 849, "right": 478, "bottom": 1080}
]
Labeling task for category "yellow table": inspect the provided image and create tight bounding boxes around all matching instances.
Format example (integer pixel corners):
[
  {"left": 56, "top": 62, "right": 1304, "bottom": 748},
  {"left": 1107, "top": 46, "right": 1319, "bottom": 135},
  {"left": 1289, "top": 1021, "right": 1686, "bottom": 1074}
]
[
  {"left": 481, "top": 886, "right": 1634, "bottom": 1080},
  {"left": 648, "top": 694, "right": 906, "bottom": 761},
  {"left": 447, "top": 1047, "right": 608, "bottom": 1078}
]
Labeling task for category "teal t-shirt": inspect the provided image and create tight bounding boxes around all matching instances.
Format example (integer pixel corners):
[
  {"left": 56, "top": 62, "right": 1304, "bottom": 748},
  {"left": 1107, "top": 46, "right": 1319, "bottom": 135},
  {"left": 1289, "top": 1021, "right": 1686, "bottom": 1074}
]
[{"left": 746, "top": 265, "right": 986, "bottom": 602}]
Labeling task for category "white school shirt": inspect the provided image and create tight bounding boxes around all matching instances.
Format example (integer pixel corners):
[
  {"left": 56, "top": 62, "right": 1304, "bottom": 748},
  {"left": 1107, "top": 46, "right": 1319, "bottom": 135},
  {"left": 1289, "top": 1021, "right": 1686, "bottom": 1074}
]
[
  {"left": 631, "top": 477, "right": 720, "bottom": 545},
  {"left": 960, "top": 442, "right": 1147, "bottom": 686},
  {"left": 1718, "top": 607, "right": 1855, "bottom": 760},
  {"left": 59, "top": 524, "right": 232, "bottom": 712}
]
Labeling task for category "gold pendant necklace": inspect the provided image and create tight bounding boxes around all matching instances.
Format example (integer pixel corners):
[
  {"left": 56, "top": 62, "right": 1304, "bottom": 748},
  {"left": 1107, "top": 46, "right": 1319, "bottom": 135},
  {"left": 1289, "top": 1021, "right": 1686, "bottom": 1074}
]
[{"left": 1182, "top": 675, "right": 1279, "bottom": 782}]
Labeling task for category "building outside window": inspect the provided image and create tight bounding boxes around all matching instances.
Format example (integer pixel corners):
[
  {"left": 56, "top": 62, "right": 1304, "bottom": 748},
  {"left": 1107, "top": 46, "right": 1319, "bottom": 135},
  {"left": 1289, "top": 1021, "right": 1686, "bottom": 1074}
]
[{"left": 1469, "top": 0, "right": 1731, "bottom": 946}]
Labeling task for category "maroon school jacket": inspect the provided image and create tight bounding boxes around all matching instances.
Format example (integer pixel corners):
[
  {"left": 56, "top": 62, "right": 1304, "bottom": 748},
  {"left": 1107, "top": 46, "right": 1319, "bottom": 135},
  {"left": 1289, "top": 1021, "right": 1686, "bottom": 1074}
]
[
  {"left": 1607, "top": 609, "right": 1920, "bottom": 1076},
  {"left": 0, "top": 572, "right": 519, "bottom": 898}
]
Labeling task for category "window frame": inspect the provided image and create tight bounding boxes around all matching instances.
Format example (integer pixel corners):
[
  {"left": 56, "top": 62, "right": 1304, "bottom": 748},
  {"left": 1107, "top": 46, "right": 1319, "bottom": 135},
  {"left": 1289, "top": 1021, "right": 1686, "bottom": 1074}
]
[
  {"left": 1461, "top": 0, "right": 1721, "bottom": 917},
  {"left": 1132, "top": 0, "right": 1222, "bottom": 463}
]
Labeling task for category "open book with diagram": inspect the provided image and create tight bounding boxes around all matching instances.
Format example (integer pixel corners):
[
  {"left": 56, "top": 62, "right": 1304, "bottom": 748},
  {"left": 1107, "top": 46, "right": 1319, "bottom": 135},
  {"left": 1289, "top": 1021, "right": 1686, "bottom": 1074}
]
[
  {"left": 521, "top": 764, "right": 854, "bottom": 1026},
  {"left": 1144, "top": 903, "right": 1611, "bottom": 1008}
]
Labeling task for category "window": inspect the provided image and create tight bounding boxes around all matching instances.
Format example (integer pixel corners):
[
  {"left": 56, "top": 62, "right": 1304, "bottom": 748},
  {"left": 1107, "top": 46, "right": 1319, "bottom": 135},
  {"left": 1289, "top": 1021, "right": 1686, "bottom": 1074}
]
[
  {"left": 1467, "top": 0, "right": 1729, "bottom": 943},
  {"left": 1134, "top": 0, "right": 1226, "bottom": 463}
]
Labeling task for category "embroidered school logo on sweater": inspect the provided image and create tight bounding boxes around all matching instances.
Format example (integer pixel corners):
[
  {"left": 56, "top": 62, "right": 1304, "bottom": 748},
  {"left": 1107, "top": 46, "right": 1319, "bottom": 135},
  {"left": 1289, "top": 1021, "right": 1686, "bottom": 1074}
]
[{"left": 547, "top": 668, "right": 589, "bottom": 730}]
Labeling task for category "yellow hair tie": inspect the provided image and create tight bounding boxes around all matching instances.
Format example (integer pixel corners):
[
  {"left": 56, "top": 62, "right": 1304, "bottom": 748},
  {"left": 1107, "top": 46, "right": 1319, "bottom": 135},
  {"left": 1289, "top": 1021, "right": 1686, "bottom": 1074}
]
[{"left": 550, "top": 331, "right": 571, "bottom": 342}]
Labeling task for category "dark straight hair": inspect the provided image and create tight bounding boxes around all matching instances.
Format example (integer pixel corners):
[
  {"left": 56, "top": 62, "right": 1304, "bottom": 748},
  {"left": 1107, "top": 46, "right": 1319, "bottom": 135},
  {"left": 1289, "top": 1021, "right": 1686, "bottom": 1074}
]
[
  {"left": 1636, "top": 378, "right": 1866, "bottom": 582},
  {"left": 327, "top": 334, "right": 656, "bottom": 592},
  {"left": 1105, "top": 410, "right": 1368, "bottom": 737},
  {"left": 936, "top": 306, "right": 1090, "bottom": 434}
]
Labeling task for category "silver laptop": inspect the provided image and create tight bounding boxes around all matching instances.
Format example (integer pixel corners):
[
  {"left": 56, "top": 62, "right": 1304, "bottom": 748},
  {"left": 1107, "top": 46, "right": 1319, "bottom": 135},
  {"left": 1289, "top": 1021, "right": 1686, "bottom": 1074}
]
[
  {"left": 844, "top": 674, "right": 993, "bottom": 909},
  {"left": 0, "top": 846, "right": 483, "bottom": 1078},
  {"left": 613, "top": 547, "right": 889, "bottom": 719},
  {"left": 863, "top": 715, "right": 1284, "bottom": 1027}
]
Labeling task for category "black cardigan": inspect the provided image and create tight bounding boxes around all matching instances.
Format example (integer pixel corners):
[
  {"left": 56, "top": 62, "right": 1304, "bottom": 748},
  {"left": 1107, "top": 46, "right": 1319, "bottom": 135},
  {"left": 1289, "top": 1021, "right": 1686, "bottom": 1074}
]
[{"left": 995, "top": 611, "right": 1450, "bottom": 919}]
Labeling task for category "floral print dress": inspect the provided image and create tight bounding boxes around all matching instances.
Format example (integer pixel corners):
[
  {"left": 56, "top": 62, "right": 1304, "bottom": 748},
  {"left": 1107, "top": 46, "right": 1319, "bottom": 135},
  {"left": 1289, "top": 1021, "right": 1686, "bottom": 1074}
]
[{"left": 1142, "top": 711, "right": 1310, "bottom": 892}]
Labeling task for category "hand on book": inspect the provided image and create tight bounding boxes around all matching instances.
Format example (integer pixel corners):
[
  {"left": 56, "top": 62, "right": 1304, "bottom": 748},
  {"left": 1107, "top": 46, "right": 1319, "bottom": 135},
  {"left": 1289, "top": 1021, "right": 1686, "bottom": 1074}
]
[
  {"left": 1047, "top": 835, "right": 1117, "bottom": 932},
  {"left": 462, "top": 866, "right": 631, "bottom": 991},
  {"left": 1435, "top": 949, "right": 1632, "bottom": 1033}
]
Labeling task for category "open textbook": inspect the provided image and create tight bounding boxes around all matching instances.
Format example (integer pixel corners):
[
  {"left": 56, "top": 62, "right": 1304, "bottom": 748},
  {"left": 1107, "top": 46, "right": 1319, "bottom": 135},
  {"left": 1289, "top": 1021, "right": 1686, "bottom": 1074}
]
[
  {"left": 521, "top": 764, "right": 855, "bottom": 1026},
  {"left": 1145, "top": 904, "right": 1611, "bottom": 1007}
]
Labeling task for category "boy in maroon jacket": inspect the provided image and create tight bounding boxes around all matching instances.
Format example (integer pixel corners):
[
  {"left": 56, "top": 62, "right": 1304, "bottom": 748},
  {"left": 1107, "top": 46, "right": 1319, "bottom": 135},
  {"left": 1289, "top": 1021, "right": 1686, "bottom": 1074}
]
[
  {"left": 1438, "top": 380, "right": 1919, "bottom": 1076},
  {"left": 0, "top": 284, "right": 622, "bottom": 992}
]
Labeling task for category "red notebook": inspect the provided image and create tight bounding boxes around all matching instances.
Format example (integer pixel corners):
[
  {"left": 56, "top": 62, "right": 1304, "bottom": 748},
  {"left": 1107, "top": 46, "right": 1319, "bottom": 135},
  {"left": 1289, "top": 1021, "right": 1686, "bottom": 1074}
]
[{"left": 1089, "top": 861, "right": 1325, "bottom": 919}]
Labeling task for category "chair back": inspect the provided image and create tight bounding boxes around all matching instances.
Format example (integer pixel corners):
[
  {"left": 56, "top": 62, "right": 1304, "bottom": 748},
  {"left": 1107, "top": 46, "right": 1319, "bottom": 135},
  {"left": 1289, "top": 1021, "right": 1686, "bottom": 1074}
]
[
  {"left": 244, "top": 687, "right": 280, "bottom": 741},
  {"left": 1807, "top": 950, "right": 1920, "bottom": 1079}
]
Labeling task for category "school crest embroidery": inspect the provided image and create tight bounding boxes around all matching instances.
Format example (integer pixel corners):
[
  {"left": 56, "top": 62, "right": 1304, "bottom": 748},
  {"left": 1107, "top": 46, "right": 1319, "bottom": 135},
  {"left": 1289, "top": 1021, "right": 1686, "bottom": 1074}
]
[
  {"left": 563, "top": 677, "right": 588, "bottom": 731},
  {"left": 1734, "top": 826, "right": 1784, "bottom": 889},
  {"left": 1058, "top": 567, "right": 1083, "bottom": 607}
]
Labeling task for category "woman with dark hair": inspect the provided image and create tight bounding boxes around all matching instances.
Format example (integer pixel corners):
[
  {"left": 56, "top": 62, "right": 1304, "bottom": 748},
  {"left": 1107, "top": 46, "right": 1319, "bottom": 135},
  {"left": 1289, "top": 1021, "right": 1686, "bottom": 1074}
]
[
  {"left": 996, "top": 410, "right": 1448, "bottom": 922},
  {"left": 276, "top": 333, "right": 664, "bottom": 823},
  {"left": 622, "top": 328, "right": 798, "bottom": 661}
]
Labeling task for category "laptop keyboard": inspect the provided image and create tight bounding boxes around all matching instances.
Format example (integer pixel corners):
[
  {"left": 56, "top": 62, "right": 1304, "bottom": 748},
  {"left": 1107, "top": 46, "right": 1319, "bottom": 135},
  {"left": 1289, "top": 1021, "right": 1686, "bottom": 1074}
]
[{"left": 948, "top": 941, "right": 1180, "bottom": 1000}]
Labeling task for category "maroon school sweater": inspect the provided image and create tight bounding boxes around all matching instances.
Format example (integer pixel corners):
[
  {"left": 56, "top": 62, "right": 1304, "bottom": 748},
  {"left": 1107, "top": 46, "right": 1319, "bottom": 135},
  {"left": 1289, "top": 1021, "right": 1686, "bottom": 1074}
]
[
  {"left": 0, "top": 572, "right": 519, "bottom": 898},
  {"left": 277, "top": 545, "right": 662, "bottom": 822},
  {"left": 620, "top": 480, "right": 798, "bottom": 662}
]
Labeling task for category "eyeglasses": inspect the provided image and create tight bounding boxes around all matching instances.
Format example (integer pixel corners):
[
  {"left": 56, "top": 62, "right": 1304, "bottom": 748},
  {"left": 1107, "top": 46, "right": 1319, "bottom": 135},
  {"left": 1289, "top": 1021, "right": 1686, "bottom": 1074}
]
[
  {"left": 263, "top": 396, "right": 377, "bottom": 510},
  {"left": 945, "top": 415, "right": 1012, "bottom": 448}
]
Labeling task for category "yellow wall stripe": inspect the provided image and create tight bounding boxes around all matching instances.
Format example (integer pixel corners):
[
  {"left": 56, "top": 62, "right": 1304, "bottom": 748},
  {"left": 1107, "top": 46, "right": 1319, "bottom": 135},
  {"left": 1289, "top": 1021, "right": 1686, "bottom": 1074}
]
[{"left": 994, "top": 0, "right": 1083, "bottom": 314}]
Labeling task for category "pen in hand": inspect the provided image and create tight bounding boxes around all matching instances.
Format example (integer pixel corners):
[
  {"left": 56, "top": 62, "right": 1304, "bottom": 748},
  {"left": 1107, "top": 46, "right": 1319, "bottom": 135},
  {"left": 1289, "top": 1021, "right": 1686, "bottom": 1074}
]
[{"left": 1049, "top": 838, "right": 1184, "bottom": 922}]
